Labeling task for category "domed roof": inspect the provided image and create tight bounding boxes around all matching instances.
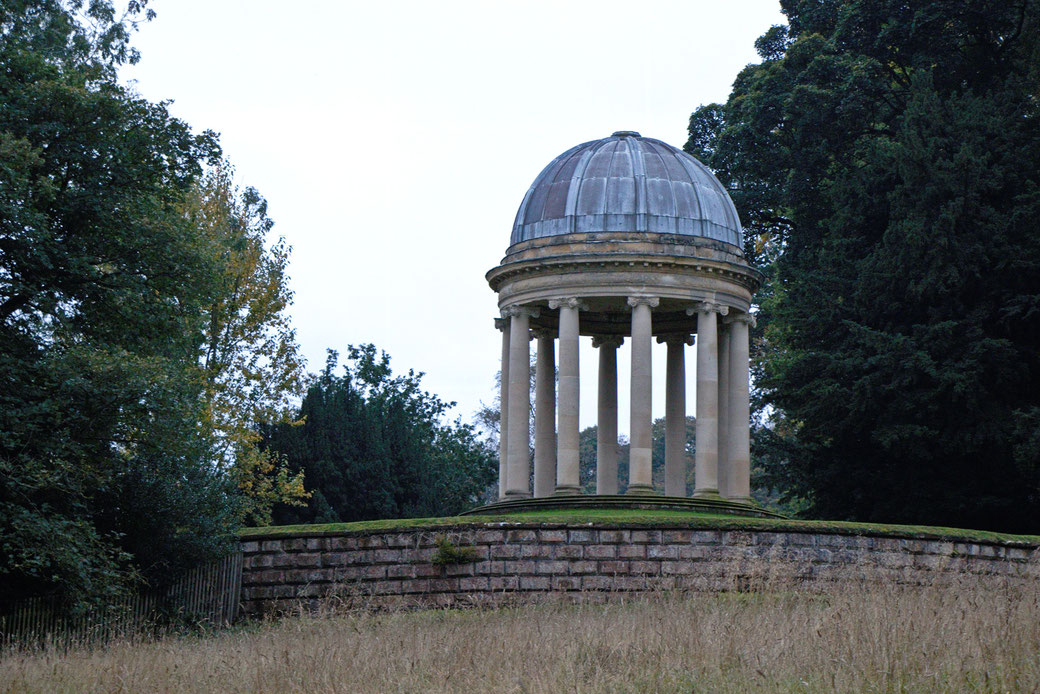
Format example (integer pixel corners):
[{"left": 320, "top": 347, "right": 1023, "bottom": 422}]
[{"left": 511, "top": 131, "right": 742, "bottom": 248}]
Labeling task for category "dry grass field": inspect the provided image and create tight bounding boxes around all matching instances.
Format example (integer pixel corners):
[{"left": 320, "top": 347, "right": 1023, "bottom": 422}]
[{"left": 2, "top": 579, "right": 1038, "bottom": 694}]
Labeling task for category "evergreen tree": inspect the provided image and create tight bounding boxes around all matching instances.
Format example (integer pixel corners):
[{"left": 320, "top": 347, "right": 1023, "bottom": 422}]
[
  {"left": 688, "top": 0, "right": 1040, "bottom": 532},
  {"left": 265, "top": 346, "right": 496, "bottom": 524}
]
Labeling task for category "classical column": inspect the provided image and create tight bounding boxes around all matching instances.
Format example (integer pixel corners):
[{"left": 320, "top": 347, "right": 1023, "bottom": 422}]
[
  {"left": 592, "top": 335, "right": 623, "bottom": 495},
  {"left": 688, "top": 301, "right": 728, "bottom": 497},
  {"left": 495, "top": 317, "right": 510, "bottom": 499},
  {"left": 726, "top": 313, "right": 754, "bottom": 501},
  {"left": 658, "top": 333, "right": 694, "bottom": 497},
  {"left": 549, "top": 298, "right": 585, "bottom": 495},
  {"left": 504, "top": 305, "right": 538, "bottom": 499},
  {"left": 532, "top": 328, "right": 556, "bottom": 498},
  {"left": 717, "top": 323, "right": 731, "bottom": 498},
  {"left": 627, "top": 296, "right": 659, "bottom": 494}
]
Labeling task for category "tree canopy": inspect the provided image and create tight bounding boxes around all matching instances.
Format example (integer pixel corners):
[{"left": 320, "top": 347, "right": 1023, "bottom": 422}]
[
  {"left": 0, "top": 0, "right": 305, "bottom": 608},
  {"left": 0, "top": 0, "right": 230, "bottom": 609},
  {"left": 187, "top": 163, "right": 309, "bottom": 527},
  {"left": 577, "top": 417, "right": 697, "bottom": 495},
  {"left": 264, "top": 346, "right": 497, "bottom": 524},
  {"left": 688, "top": 0, "right": 1040, "bottom": 532}
]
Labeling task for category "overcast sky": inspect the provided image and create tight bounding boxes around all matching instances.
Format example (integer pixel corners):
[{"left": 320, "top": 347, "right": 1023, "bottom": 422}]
[{"left": 123, "top": 0, "right": 786, "bottom": 434}]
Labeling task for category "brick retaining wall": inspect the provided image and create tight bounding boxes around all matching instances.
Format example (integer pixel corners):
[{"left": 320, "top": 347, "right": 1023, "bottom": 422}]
[{"left": 239, "top": 525, "right": 1040, "bottom": 615}]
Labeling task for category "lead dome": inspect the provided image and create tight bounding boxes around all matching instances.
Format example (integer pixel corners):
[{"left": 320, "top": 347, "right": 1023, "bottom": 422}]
[{"left": 511, "top": 131, "right": 742, "bottom": 248}]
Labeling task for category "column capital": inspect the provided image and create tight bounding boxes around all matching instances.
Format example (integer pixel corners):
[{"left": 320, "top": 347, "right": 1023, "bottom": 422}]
[
  {"left": 494, "top": 317, "right": 508, "bottom": 331},
  {"left": 723, "top": 311, "right": 757, "bottom": 327},
  {"left": 531, "top": 327, "right": 555, "bottom": 339},
  {"left": 627, "top": 296, "right": 660, "bottom": 309},
  {"left": 592, "top": 335, "right": 624, "bottom": 349},
  {"left": 656, "top": 333, "right": 695, "bottom": 346},
  {"left": 548, "top": 297, "right": 589, "bottom": 311},
  {"left": 501, "top": 305, "right": 540, "bottom": 319},
  {"left": 686, "top": 301, "right": 729, "bottom": 316}
]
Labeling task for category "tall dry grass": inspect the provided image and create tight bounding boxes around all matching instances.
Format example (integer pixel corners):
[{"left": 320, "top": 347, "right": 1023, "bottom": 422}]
[{"left": 2, "top": 578, "right": 1038, "bottom": 693}]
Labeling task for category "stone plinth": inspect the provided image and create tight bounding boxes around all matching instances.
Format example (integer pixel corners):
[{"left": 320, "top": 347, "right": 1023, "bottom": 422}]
[{"left": 239, "top": 523, "right": 1040, "bottom": 615}]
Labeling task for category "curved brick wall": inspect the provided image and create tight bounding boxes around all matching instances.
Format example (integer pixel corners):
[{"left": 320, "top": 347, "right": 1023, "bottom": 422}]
[{"left": 239, "top": 524, "right": 1040, "bottom": 615}]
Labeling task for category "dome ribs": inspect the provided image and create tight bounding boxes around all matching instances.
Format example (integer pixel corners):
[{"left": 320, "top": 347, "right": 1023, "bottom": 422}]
[{"left": 511, "top": 133, "right": 741, "bottom": 248}]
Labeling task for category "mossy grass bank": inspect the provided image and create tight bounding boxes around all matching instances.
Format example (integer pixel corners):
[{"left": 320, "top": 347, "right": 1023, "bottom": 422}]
[{"left": 240, "top": 508, "right": 1040, "bottom": 547}]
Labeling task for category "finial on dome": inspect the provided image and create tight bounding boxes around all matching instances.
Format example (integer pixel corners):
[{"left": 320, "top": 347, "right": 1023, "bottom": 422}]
[{"left": 611, "top": 130, "right": 641, "bottom": 137}]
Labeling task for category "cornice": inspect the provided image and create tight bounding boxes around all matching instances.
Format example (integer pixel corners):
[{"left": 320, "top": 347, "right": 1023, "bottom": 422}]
[{"left": 486, "top": 253, "right": 763, "bottom": 294}]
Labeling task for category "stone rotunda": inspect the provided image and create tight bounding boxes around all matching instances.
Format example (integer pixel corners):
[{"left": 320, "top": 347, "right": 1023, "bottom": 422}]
[{"left": 472, "top": 131, "right": 769, "bottom": 517}]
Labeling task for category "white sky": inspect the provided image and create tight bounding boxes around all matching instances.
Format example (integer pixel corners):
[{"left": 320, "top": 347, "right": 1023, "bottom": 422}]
[{"left": 123, "top": 0, "right": 785, "bottom": 434}]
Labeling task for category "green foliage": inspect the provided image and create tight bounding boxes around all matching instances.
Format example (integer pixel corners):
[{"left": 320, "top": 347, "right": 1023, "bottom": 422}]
[
  {"left": 431, "top": 536, "right": 479, "bottom": 566},
  {"left": 0, "top": 0, "right": 236, "bottom": 610},
  {"left": 264, "top": 346, "right": 497, "bottom": 524},
  {"left": 577, "top": 417, "right": 697, "bottom": 494},
  {"left": 187, "top": 163, "right": 309, "bottom": 526},
  {"left": 691, "top": 0, "right": 1040, "bottom": 532}
]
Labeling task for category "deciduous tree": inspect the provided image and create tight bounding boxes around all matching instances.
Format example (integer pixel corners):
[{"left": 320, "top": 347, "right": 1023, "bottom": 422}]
[
  {"left": 185, "top": 163, "right": 309, "bottom": 526},
  {"left": 0, "top": 0, "right": 231, "bottom": 608}
]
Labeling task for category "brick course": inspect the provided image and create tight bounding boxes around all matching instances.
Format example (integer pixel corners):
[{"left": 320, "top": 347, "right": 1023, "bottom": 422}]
[{"left": 239, "top": 524, "right": 1040, "bottom": 615}]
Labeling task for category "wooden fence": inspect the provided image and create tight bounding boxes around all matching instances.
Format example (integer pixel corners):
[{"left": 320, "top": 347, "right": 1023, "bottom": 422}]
[{"left": 0, "top": 551, "right": 243, "bottom": 648}]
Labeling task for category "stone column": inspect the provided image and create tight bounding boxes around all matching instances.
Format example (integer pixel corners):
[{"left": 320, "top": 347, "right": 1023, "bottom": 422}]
[
  {"left": 533, "top": 329, "right": 556, "bottom": 498},
  {"left": 592, "top": 335, "right": 623, "bottom": 495},
  {"left": 726, "top": 313, "right": 754, "bottom": 501},
  {"left": 627, "top": 296, "right": 659, "bottom": 495},
  {"left": 495, "top": 317, "right": 510, "bottom": 499},
  {"left": 504, "top": 305, "right": 538, "bottom": 499},
  {"left": 658, "top": 333, "right": 694, "bottom": 497},
  {"left": 717, "top": 323, "right": 731, "bottom": 498},
  {"left": 549, "top": 298, "right": 585, "bottom": 495},
  {"left": 688, "top": 301, "right": 728, "bottom": 498}
]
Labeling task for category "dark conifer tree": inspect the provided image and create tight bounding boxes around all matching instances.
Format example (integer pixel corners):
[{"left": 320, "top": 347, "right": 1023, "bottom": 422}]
[
  {"left": 688, "top": 0, "right": 1040, "bottom": 532},
  {"left": 264, "top": 346, "right": 496, "bottom": 524}
]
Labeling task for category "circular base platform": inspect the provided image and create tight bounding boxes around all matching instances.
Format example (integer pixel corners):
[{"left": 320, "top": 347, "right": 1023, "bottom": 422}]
[{"left": 462, "top": 494, "right": 786, "bottom": 519}]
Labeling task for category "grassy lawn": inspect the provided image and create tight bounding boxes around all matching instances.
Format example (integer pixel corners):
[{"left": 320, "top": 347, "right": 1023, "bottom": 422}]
[
  {"left": 4, "top": 583, "right": 1038, "bottom": 693},
  {"left": 241, "top": 508, "right": 1040, "bottom": 546}
]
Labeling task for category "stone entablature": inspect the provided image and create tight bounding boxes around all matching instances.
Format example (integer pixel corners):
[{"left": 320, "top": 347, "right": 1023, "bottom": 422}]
[
  {"left": 239, "top": 525, "right": 1040, "bottom": 615},
  {"left": 487, "top": 232, "right": 761, "bottom": 319}
]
